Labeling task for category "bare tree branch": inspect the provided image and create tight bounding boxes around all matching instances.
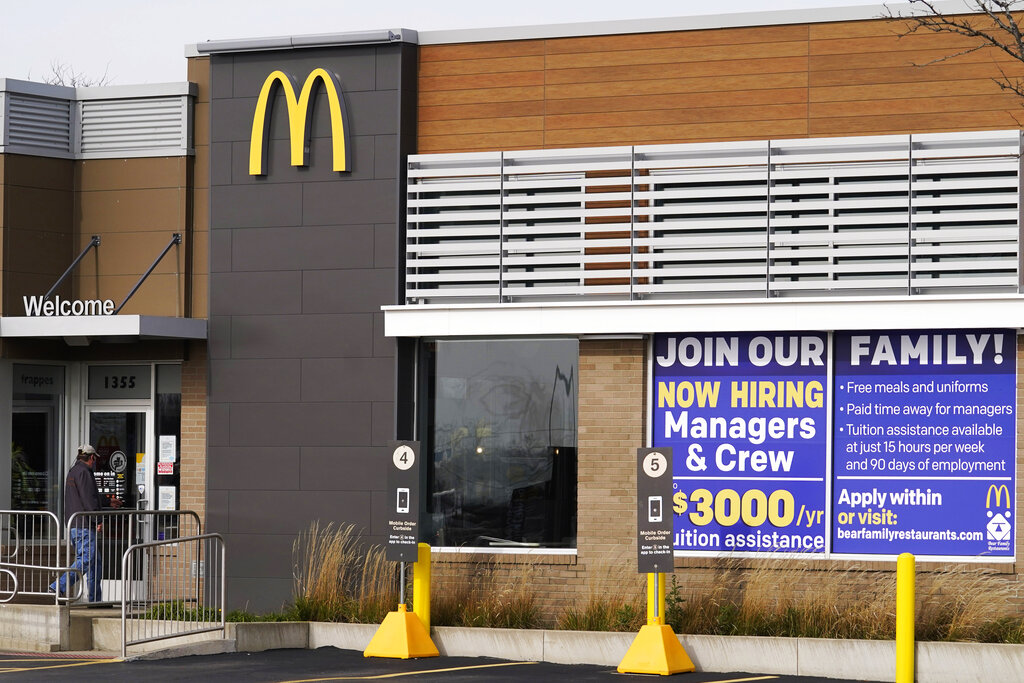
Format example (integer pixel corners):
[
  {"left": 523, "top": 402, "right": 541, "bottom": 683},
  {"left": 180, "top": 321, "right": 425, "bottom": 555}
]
[
  {"left": 43, "top": 60, "right": 112, "bottom": 87},
  {"left": 883, "top": 1, "right": 1024, "bottom": 99}
]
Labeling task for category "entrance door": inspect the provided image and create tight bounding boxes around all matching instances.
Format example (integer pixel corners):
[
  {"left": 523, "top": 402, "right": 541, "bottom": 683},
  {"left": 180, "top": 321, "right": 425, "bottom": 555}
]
[
  {"left": 87, "top": 411, "right": 151, "bottom": 511},
  {"left": 86, "top": 409, "right": 153, "bottom": 601}
]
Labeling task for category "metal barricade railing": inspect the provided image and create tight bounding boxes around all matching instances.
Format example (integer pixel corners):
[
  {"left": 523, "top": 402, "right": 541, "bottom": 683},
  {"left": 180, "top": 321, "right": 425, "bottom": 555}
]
[
  {"left": 65, "top": 510, "right": 202, "bottom": 607},
  {"left": 121, "top": 533, "right": 226, "bottom": 659},
  {"left": 0, "top": 510, "right": 65, "bottom": 602}
]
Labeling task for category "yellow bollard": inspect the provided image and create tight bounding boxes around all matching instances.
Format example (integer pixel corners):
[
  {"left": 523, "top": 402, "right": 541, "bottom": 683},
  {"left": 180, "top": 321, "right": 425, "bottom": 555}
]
[
  {"left": 646, "top": 572, "right": 666, "bottom": 625},
  {"left": 412, "top": 543, "right": 431, "bottom": 632},
  {"left": 896, "top": 553, "right": 915, "bottom": 683}
]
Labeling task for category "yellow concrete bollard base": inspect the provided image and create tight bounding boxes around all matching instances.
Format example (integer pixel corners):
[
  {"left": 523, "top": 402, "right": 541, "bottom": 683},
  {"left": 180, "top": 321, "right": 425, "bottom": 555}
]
[
  {"left": 617, "top": 623, "right": 696, "bottom": 676},
  {"left": 363, "top": 604, "right": 440, "bottom": 659}
]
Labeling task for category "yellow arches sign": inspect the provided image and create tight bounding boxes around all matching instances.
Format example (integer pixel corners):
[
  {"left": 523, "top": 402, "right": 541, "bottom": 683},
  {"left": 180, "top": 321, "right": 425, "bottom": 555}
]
[{"left": 249, "top": 68, "right": 350, "bottom": 175}]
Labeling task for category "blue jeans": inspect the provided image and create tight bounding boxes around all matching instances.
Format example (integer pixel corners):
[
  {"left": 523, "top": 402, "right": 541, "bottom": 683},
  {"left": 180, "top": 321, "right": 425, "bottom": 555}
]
[{"left": 51, "top": 527, "right": 102, "bottom": 602}]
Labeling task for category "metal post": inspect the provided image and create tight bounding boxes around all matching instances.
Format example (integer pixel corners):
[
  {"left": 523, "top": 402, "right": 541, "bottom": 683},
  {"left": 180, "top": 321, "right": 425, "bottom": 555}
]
[
  {"left": 399, "top": 561, "right": 406, "bottom": 607},
  {"left": 43, "top": 236, "right": 100, "bottom": 302},
  {"left": 896, "top": 553, "right": 915, "bottom": 683},
  {"left": 114, "top": 233, "right": 181, "bottom": 314}
]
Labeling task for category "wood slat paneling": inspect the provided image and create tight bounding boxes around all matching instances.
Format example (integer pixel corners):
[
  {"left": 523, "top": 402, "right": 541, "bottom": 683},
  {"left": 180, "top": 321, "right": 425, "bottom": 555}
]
[
  {"left": 419, "top": 55, "right": 545, "bottom": 76},
  {"left": 545, "top": 24, "right": 808, "bottom": 53},
  {"left": 544, "top": 41, "right": 808, "bottom": 69},
  {"left": 545, "top": 104, "right": 808, "bottom": 130},
  {"left": 546, "top": 73, "right": 808, "bottom": 100},
  {"left": 416, "top": 15, "right": 1024, "bottom": 154},
  {"left": 545, "top": 56, "right": 808, "bottom": 84},
  {"left": 544, "top": 89, "right": 809, "bottom": 114}
]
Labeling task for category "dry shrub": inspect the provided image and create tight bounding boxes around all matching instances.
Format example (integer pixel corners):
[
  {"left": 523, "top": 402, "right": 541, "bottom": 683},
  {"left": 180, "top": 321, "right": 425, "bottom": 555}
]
[
  {"left": 666, "top": 558, "right": 1024, "bottom": 642},
  {"left": 557, "top": 552, "right": 646, "bottom": 632},
  {"left": 292, "top": 521, "right": 398, "bottom": 623},
  {"left": 430, "top": 556, "right": 540, "bottom": 629},
  {"left": 916, "top": 564, "right": 1024, "bottom": 642}
]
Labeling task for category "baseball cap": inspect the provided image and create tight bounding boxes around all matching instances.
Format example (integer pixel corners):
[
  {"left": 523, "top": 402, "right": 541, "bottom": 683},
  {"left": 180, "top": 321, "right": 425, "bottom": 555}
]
[{"left": 79, "top": 444, "right": 97, "bottom": 455}]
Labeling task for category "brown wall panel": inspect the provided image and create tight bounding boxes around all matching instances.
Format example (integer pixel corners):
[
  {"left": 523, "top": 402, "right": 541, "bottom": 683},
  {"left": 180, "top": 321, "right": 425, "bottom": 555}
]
[
  {"left": 76, "top": 187, "right": 186, "bottom": 232},
  {"left": 0, "top": 154, "right": 74, "bottom": 314},
  {"left": 73, "top": 155, "right": 191, "bottom": 318},
  {"left": 418, "top": 15, "right": 1024, "bottom": 154},
  {"left": 77, "top": 273, "right": 184, "bottom": 316}
]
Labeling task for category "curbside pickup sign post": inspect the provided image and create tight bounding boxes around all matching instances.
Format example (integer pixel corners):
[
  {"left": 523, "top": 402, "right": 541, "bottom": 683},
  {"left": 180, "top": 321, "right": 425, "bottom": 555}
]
[
  {"left": 636, "top": 448, "right": 674, "bottom": 573},
  {"left": 619, "top": 447, "right": 695, "bottom": 676},
  {"left": 365, "top": 441, "right": 438, "bottom": 659}
]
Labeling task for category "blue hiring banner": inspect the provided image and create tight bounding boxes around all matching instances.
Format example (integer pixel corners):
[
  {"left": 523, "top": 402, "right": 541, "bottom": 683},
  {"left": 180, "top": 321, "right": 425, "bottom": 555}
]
[
  {"left": 652, "top": 333, "right": 829, "bottom": 555},
  {"left": 832, "top": 330, "right": 1015, "bottom": 557}
]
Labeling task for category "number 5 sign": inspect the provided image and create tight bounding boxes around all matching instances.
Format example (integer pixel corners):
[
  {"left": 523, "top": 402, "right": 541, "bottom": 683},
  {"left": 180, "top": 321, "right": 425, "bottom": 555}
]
[
  {"left": 636, "top": 447, "right": 674, "bottom": 573},
  {"left": 386, "top": 441, "right": 421, "bottom": 562}
]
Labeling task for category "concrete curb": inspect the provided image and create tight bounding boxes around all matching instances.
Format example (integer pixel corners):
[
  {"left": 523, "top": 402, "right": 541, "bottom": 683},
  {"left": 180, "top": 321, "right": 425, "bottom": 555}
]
[{"left": 101, "top": 619, "right": 1024, "bottom": 682}]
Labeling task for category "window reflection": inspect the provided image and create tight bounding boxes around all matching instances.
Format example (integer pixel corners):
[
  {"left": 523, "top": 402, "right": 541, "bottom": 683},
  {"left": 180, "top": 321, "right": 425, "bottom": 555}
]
[{"left": 424, "top": 339, "right": 577, "bottom": 548}]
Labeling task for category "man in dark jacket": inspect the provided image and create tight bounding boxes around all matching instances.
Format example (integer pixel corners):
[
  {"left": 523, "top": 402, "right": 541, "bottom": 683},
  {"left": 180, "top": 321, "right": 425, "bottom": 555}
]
[{"left": 49, "top": 445, "right": 104, "bottom": 601}]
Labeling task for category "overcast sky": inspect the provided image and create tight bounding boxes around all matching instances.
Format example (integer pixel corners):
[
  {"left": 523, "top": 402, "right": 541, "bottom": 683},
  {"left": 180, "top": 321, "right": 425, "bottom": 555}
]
[{"left": 0, "top": 0, "right": 919, "bottom": 85}]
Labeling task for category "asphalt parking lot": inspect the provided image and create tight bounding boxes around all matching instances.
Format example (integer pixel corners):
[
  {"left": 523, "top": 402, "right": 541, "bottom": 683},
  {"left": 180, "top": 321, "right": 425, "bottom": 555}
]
[{"left": 0, "top": 648, "right": 875, "bottom": 682}]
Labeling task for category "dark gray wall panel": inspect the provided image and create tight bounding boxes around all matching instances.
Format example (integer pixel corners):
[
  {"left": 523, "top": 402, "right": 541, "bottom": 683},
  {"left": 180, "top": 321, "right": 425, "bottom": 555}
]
[
  {"left": 221, "top": 533, "right": 295, "bottom": 577},
  {"left": 228, "top": 577, "right": 292, "bottom": 613},
  {"left": 300, "top": 358, "right": 393, "bottom": 402},
  {"left": 229, "top": 314, "right": 373, "bottom": 359},
  {"left": 211, "top": 184, "right": 302, "bottom": 228},
  {"left": 373, "top": 136, "right": 398, "bottom": 179},
  {"left": 211, "top": 359, "right": 302, "bottom": 402},
  {"left": 210, "top": 272, "right": 302, "bottom": 315},
  {"left": 231, "top": 225, "right": 374, "bottom": 271},
  {"left": 208, "top": 447, "right": 301, "bottom": 490},
  {"left": 228, "top": 402, "right": 372, "bottom": 447},
  {"left": 208, "top": 315, "right": 232, "bottom": 360},
  {"left": 208, "top": 41, "right": 414, "bottom": 611},
  {"left": 299, "top": 447, "right": 386, "bottom": 491},
  {"left": 302, "top": 179, "right": 397, "bottom": 226},
  {"left": 344, "top": 91, "right": 398, "bottom": 136},
  {"left": 227, "top": 490, "right": 373, "bottom": 535},
  {"left": 302, "top": 269, "right": 395, "bottom": 313},
  {"left": 373, "top": 224, "right": 396, "bottom": 268}
]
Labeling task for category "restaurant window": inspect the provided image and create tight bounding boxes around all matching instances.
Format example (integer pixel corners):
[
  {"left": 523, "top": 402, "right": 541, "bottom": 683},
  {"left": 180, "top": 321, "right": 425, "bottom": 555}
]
[{"left": 421, "top": 339, "right": 577, "bottom": 548}]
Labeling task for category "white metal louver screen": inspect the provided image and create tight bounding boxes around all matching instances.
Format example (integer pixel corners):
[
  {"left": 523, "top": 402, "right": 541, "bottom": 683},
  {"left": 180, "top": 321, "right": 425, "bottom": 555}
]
[
  {"left": 404, "top": 130, "right": 1021, "bottom": 305},
  {"left": 634, "top": 141, "right": 769, "bottom": 299},
  {"left": 79, "top": 96, "right": 189, "bottom": 156},
  {"left": 4, "top": 92, "right": 73, "bottom": 155},
  {"left": 502, "top": 147, "right": 632, "bottom": 301},
  {"left": 768, "top": 135, "right": 911, "bottom": 297},
  {"left": 406, "top": 153, "right": 503, "bottom": 302},
  {"left": 910, "top": 131, "right": 1020, "bottom": 293}
]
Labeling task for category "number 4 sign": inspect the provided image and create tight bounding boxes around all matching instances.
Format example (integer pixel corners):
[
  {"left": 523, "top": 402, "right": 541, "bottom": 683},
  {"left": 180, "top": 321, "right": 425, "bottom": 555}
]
[{"left": 385, "top": 441, "right": 421, "bottom": 562}]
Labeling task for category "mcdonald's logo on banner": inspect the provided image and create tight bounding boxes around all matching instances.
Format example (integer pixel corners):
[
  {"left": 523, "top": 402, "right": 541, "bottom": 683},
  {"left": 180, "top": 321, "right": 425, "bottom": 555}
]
[
  {"left": 249, "top": 68, "right": 350, "bottom": 176},
  {"left": 986, "top": 483, "right": 1011, "bottom": 509}
]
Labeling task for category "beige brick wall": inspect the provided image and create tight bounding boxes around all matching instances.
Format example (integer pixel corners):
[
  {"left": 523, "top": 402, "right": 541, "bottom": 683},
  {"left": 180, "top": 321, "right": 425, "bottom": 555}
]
[{"left": 179, "top": 342, "right": 207, "bottom": 530}]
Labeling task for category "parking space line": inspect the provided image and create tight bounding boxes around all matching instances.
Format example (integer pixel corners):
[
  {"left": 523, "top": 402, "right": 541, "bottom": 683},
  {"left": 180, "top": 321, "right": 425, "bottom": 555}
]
[
  {"left": 279, "top": 660, "right": 537, "bottom": 682},
  {"left": 0, "top": 659, "right": 118, "bottom": 674},
  {"left": 707, "top": 677, "right": 778, "bottom": 683}
]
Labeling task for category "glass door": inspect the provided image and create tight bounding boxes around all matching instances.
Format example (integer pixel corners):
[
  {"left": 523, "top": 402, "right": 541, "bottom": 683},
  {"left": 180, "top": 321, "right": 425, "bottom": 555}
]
[
  {"left": 87, "top": 410, "right": 151, "bottom": 511},
  {"left": 86, "top": 407, "right": 153, "bottom": 601}
]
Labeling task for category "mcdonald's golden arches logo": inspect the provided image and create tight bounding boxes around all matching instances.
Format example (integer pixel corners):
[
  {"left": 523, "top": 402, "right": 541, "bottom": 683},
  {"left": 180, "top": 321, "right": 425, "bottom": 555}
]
[
  {"left": 249, "top": 68, "right": 350, "bottom": 176},
  {"left": 986, "top": 483, "right": 1010, "bottom": 509}
]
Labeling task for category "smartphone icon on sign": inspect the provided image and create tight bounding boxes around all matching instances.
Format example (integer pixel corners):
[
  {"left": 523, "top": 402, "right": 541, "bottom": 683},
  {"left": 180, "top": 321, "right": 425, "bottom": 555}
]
[
  {"left": 397, "top": 488, "right": 410, "bottom": 514},
  {"left": 648, "top": 496, "right": 662, "bottom": 523}
]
